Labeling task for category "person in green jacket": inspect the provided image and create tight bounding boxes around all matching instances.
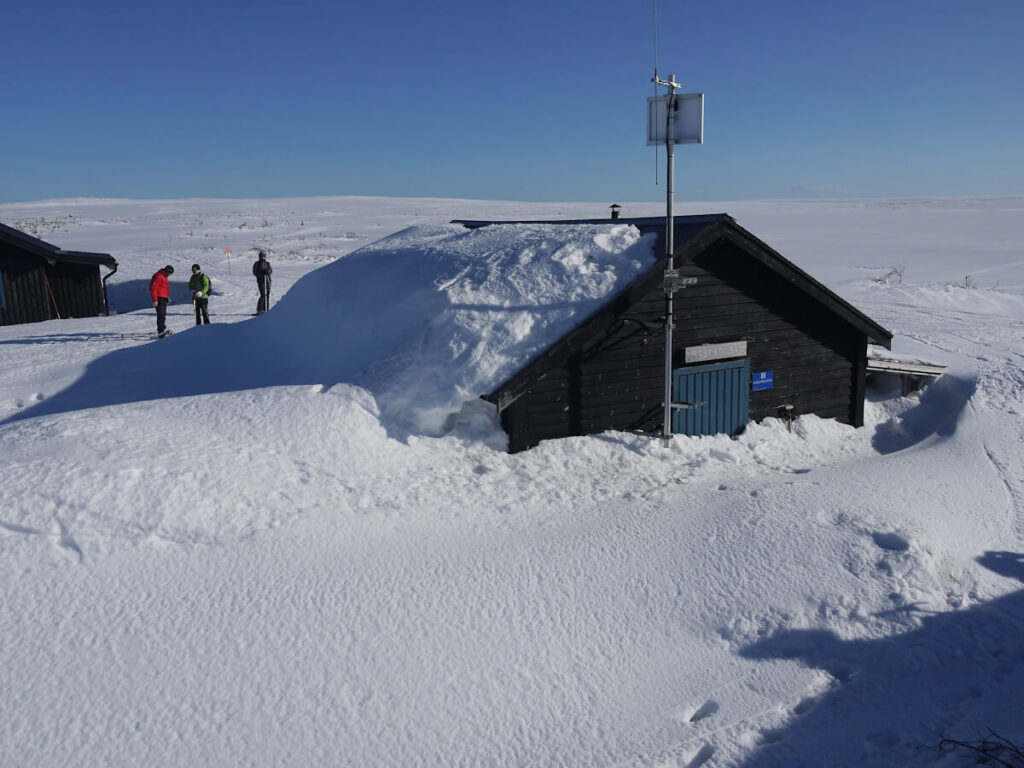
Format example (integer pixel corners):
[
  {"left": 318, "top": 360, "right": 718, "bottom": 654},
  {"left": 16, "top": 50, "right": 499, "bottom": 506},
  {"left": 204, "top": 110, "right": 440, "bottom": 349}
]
[{"left": 188, "top": 263, "right": 211, "bottom": 325}]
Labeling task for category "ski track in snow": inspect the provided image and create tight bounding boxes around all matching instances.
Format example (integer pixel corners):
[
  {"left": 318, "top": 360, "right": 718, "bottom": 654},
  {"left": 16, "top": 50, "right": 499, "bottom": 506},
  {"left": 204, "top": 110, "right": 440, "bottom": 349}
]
[{"left": 2, "top": 196, "right": 1024, "bottom": 767}]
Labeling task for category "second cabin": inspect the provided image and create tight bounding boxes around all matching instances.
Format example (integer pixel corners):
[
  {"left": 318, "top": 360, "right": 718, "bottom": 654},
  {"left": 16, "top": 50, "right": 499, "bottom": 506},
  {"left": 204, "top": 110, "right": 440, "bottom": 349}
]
[
  {"left": 455, "top": 214, "right": 893, "bottom": 453},
  {"left": 0, "top": 222, "right": 118, "bottom": 326}
]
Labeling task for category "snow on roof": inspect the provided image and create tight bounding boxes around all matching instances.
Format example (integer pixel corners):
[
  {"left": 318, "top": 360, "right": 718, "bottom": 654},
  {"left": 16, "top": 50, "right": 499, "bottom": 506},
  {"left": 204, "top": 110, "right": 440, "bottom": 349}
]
[{"left": 274, "top": 222, "right": 658, "bottom": 434}]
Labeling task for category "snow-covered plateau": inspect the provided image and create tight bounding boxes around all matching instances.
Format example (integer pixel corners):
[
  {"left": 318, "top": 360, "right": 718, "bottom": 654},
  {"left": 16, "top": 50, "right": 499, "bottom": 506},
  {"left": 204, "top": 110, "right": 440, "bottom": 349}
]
[{"left": 2, "top": 195, "right": 1024, "bottom": 767}]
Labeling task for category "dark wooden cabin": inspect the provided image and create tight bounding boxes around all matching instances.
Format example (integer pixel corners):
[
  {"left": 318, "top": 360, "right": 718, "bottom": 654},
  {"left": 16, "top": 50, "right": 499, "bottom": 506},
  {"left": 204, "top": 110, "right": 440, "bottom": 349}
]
[
  {"left": 0, "top": 222, "right": 118, "bottom": 326},
  {"left": 454, "top": 214, "right": 893, "bottom": 453}
]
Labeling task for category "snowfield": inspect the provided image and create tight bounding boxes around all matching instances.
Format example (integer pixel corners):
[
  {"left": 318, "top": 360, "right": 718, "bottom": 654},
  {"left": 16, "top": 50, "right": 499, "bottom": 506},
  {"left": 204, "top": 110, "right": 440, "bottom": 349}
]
[{"left": 1, "top": 195, "right": 1024, "bottom": 767}]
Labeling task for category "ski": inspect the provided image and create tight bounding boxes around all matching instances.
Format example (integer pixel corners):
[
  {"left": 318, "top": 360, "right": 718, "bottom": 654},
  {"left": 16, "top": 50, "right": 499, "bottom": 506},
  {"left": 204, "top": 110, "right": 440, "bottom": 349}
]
[{"left": 119, "top": 330, "right": 174, "bottom": 340}]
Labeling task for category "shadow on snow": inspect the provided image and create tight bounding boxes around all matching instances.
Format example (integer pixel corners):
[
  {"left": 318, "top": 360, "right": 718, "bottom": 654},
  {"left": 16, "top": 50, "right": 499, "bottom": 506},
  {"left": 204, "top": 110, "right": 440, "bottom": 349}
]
[
  {"left": 1, "top": 254, "right": 444, "bottom": 440},
  {"left": 107, "top": 278, "right": 218, "bottom": 314},
  {"left": 735, "top": 551, "right": 1024, "bottom": 767}
]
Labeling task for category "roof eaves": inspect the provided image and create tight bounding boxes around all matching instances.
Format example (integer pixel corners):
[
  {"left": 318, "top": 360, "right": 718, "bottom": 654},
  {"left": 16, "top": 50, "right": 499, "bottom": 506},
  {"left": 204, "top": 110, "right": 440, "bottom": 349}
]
[{"left": 51, "top": 250, "right": 118, "bottom": 268}]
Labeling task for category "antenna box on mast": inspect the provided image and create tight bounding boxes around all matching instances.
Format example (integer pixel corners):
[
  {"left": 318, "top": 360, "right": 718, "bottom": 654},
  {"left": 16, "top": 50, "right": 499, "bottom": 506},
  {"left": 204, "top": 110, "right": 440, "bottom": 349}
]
[{"left": 647, "top": 93, "right": 704, "bottom": 145}]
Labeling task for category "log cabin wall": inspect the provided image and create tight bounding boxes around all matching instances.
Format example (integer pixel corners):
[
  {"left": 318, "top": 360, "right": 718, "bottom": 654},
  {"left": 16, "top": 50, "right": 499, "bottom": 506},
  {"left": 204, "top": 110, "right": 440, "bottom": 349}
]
[{"left": 0, "top": 224, "right": 114, "bottom": 326}]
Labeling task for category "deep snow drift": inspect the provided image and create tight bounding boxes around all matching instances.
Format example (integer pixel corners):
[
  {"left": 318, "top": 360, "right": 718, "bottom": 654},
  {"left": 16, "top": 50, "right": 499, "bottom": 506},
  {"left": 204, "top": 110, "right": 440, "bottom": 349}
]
[
  {"left": 1, "top": 195, "right": 1024, "bottom": 768},
  {"left": 7, "top": 220, "right": 658, "bottom": 438}
]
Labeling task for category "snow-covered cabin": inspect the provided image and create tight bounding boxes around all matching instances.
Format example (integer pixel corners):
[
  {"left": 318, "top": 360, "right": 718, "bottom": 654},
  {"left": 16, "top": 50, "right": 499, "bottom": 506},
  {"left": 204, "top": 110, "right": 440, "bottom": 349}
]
[
  {"left": 454, "top": 214, "right": 893, "bottom": 452},
  {"left": 0, "top": 222, "right": 117, "bottom": 326}
]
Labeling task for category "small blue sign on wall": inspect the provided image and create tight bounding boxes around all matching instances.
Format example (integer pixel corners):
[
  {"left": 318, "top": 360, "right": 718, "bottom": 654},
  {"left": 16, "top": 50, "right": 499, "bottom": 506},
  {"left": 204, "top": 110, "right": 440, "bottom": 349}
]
[{"left": 752, "top": 370, "right": 774, "bottom": 391}]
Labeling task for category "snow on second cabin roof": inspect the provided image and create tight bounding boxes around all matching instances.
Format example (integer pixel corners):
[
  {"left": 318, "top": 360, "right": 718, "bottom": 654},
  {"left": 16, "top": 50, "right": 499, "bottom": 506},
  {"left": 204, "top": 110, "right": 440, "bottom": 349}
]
[{"left": 278, "top": 222, "right": 658, "bottom": 434}]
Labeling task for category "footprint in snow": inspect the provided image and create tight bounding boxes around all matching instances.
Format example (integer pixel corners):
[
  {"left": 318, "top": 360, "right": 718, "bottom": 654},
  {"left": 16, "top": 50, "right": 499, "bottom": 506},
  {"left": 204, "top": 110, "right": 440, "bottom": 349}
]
[
  {"left": 792, "top": 695, "right": 818, "bottom": 716},
  {"left": 0, "top": 518, "right": 82, "bottom": 563},
  {"left": 759, "top": 728, "right": 786, "bottom": 746},
  {"left": 52, "top": 519, "right": 83, "bottom": 562},
  {"left": 685, "top": 744, "right": 715, "bottom": 768},
  {"left": 872, "top": 531, "right": 911, "bottom": 552},
  {"left": 0, "top": 520, "right": 45, "bottom": 536},
  {"left": 687, "top": 700, "right": 719, "bottom": 723}
]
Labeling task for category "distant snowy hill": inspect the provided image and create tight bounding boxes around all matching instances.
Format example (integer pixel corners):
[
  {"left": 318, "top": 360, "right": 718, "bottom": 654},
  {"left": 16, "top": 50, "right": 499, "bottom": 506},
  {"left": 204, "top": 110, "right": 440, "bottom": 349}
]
[{"left": 1, "top": 195, "right": 1023, "bottom": 768}]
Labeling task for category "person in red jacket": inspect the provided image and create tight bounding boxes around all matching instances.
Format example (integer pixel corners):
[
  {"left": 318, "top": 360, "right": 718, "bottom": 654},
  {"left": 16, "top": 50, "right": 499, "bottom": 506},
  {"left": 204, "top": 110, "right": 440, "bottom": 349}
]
[{"left": 149, "top": 264, "right": 174, "bottom": 337}]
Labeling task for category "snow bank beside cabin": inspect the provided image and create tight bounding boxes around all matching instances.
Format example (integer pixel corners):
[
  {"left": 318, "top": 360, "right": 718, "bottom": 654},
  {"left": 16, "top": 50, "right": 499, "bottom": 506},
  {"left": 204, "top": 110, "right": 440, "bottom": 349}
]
[
  {"left": 2, "top": 222, "right": 657, "bottom": 439},
  {"left": 275, "top": 222, "right": 658, "bottom": 434}
]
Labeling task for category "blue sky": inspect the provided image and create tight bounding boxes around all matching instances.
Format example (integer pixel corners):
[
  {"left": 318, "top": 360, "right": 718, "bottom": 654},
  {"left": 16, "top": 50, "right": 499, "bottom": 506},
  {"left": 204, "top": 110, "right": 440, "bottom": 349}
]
[{"left": 2, "top": 0, "right": 1022, "bottom": 203}]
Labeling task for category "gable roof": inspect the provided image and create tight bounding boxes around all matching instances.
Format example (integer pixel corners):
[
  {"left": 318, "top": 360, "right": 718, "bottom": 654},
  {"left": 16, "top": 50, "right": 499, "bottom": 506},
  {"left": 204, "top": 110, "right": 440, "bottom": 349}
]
[
  {"left": 0, "top": 221, "right": 117, "bottom": 268},
  {"left": 453, "top": 214, "right": 893, "bottom": 412}
]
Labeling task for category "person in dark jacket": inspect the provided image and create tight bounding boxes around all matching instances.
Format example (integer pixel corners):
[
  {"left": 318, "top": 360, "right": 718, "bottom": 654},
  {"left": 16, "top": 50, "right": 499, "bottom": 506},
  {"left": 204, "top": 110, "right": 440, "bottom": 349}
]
[
  {"left": 253, "top": 250, "right": 273, "bottom": 314},
  {"left": 149, "top": 265, "right": 174, "bottom": 337},
  {"left": 188, "top": 263, "right": 211, "bottom": 325}
]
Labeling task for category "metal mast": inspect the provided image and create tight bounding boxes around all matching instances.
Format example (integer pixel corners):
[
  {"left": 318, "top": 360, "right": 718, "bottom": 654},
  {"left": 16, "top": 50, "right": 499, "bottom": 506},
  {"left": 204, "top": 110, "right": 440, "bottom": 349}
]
[
  {"left": 656, "top": 73, "right": 681, "bottom": 443},
  {"left": 648, "top": 73, "right": 703, "bottom": 443}
]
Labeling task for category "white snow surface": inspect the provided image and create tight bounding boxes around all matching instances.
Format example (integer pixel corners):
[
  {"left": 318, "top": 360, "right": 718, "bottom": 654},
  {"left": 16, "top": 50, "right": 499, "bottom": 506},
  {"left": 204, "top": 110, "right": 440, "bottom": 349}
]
[{"left": 2, "top": 195, "right": 1024, "bottom": 767}]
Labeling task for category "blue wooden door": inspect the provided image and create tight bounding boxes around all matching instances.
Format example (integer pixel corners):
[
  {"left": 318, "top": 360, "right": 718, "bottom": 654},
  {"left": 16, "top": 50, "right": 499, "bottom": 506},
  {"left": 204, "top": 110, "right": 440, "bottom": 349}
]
[{"left": 672, "top": 359, "right": 750, "bottom": 437}]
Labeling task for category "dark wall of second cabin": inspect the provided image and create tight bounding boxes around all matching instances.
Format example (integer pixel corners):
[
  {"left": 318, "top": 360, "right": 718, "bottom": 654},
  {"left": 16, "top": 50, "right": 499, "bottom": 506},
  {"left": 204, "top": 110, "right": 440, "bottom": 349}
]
[
  {"left": 0, "top": 246, "right": 52, "bottom": 326},
  {"left": 0, "top": 243, "right": 107, "bottom": 326},
  {"left": 45, "top": 262, "right": 107, "bottom": 319},
  {"left": 501, "top": 237, "right": 866, "bottom": 452}
]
